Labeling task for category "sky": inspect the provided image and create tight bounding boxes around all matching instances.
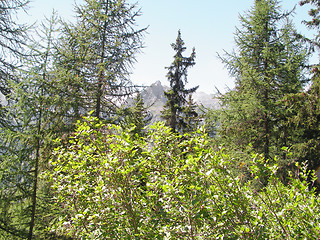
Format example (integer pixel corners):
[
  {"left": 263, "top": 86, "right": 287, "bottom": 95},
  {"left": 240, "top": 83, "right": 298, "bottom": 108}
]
[{"left": 19, "top": 0, "right": 315, "bottom": 94}]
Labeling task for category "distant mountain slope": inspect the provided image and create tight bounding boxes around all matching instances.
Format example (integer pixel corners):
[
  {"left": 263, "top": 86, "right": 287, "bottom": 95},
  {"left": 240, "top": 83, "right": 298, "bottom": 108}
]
[
  {"left": 140, "top": 81, "right": 219, "bottom": 123},
  {"left": 0, "top": 91, "right": 7, "bottom": 106}
]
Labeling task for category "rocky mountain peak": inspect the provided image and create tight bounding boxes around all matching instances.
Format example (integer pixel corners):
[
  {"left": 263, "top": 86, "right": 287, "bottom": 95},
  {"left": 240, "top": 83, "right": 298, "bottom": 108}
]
[
  {"left": 139, "top": 81, "right": 219, "bottom": 123},
  {"left": 141, "top": 80, "right": 168, "bottom": 106}
]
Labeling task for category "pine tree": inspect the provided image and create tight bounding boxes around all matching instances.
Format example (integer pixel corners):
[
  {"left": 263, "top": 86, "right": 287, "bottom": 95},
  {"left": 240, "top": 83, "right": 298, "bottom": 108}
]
[
  {"left": 214, "top": 0, "right": 309, "bottom": 183},
  {"left": 0, "top": 0, "right": 28, "bottom": 94},
  {"left": 299, "top": 0, "right": 320, "bottom": 49},
  {"left": 161, "top": 30, "right": 198, "bottom": 133},
  {"left": 55, "top": 0, "right": 146, "bottom": 121}
]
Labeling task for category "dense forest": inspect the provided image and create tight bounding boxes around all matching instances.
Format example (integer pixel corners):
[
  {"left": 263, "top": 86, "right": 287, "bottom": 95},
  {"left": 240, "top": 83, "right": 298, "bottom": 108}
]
[{"left": 1, "top": 0, "right": 320, "bottom": 239}]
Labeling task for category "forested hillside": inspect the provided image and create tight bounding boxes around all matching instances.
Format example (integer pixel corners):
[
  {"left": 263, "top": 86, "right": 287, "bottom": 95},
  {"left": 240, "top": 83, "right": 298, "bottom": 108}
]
[{"left": 0, "top": 0, "right": 320, "bottom": 239}]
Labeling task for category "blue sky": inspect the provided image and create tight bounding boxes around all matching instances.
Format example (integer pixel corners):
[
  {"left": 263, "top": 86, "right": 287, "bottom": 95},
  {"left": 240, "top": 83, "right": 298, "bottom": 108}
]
[{"left": 20, "top": 0, "right": 314, "bottom": 94}]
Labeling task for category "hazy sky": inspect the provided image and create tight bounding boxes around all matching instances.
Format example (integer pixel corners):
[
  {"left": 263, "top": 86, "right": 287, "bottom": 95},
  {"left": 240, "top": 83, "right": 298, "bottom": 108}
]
[{"left": 20, "top": 0, "right": 314, "bottom": 94}]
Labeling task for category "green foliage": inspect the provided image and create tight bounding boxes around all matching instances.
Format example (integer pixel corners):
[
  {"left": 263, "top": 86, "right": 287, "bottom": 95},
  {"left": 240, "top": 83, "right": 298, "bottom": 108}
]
[
  {"left": 46, "top": 116, "right": 320, "bottom": 239},
  {"left": 161, "top": 30, "right": 199, "bottom": 133},
  {"left": 281, "top": 70, "right": 320, "bottom": 173},
  {"left": 116, "top": 92, "right": 151, "bottom": 138},
  {"left": 217, "top": 0, "right": 309, "bottom": 164},
  {"left": 181, "top": 95, "right": 201, "bottom": 133},
  {"left": 0, "top": 0, "right": 28, "bottom": 100},
  {"left": 293, "top": 0, "right": 320, "bottom": 173},
  {"left": 1, "top": 1, "right": 320, "bottom": 239},
  {"left": 55, "top": 0, "right": 146, "bottom": 119},
  {"left": 0, "top": 13, "right": 69, "bottom": 239},
  {"left": 1, "top": 1, "right": 147, "bottom": 238},
  {"left": 299, "top": 0, "right": 320, "bottom": 43}
]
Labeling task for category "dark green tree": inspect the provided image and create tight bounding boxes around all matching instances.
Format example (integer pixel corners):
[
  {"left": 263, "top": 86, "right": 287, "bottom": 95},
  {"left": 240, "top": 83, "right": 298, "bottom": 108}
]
[
  {"left": 281, "top": 72, "right": 320, "bottom": 173},
  {"left": 276, "top": 0, "right": 320, "bottom": 175},
  {"left": 117, "top": 92, "right": 151, "bottom": 137},
  {"left": 299, "top": 0, "right": 320, "bottom": 49},
  {"left": 181, "top": 95, "right": 200, "bottom": 133},
  {"left": 218, "top": 0, "right": 308, "bottom": 161},
  {"left": 55, "top": 0, "right": 146, "bottom": 121},
  {"left": 161, "top": 30, "right": 198, "bottom": 133}
]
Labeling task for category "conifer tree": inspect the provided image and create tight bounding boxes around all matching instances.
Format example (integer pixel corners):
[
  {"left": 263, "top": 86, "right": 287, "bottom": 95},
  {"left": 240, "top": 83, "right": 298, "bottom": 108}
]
[
  {"left": 218, "top": 0, "right": 308, "bottom": 160},
  {"left": 0, "top": 0, "right": 28, "bottom": 126},
  {"left": 55, "top": 0, "right": 146, "bottom": 120},
  {"left": 161, "top": 30, "right": 198, "bottom": 133},
  {"left": 182, "top": 95, "right": 200, "bottom": 133},
  {"left": 278, "top": 0, "right": 320, "bottom": 173},
  {"left": 117, "top": 92, "right": 151, "bottom": 137},
  {"left": 0, "top": 14, "right": 67, "bottom": 239},
  {"left": 0, "top": 1, "right": 30, "bottom": 239},
  {"left": 282, "top": 72, "right": 320, "bottom": 173},
  {"left": 299, "top": 0, "right": 320, "bottom": 49}
]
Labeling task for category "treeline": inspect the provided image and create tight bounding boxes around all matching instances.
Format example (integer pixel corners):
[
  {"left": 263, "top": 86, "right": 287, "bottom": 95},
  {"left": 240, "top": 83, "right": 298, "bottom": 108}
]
[{"left": 0, "top": 0, "right": 320, "bottom": 239}]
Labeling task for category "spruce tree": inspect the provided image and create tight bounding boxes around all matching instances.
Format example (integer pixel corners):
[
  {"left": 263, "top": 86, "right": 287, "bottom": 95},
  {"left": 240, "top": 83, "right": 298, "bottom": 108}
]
[
  {"left": 161, "top": 30, "right": 198, "bottom": 133},
  {"left": 182, "top": 95, "right": 200, "bottom": 133},
  {"left": 218, "top": 0, "right": 308, "bottom": 161}
]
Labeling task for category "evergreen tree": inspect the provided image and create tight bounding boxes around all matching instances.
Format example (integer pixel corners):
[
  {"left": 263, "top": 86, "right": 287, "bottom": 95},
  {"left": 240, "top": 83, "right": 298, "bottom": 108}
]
[
  {"left": 117, "top": 92, "right": 151, "bottom": 137},
  {"left": 277, "top": 0, "right": 320, "bottom": 174},
  {"left": 0, "top": 1, "right": 29, "bottom": 239},
  {"left": 0, "top": 0, "right": 28, "bottom": 126},
  {"left": 218, "top": 0, "right": 308, "bottom": 161},
  {"left": 299, "top": 0, "right": 320, "bottom": 49},
  {"left": 282, "top": 72, "right": 320, "bottom": 173},
  {"left": 55, "top": 0, "right": 146, "bottom": 120},
  {"left": 202, "top": 107, "right": 219, "bottom": 138},
  {"left": 161, "top": 30, "right": 198, "bottom": 133},
  {"left": 181, "top": 95, "right": 200, "bottom": 133},
  {"left": 0, "top": 14, "right": 68, "bottom": 239}
]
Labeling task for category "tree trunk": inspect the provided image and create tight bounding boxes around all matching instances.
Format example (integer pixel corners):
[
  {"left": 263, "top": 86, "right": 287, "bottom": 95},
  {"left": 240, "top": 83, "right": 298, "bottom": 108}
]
[{"left": 95, "top": 0, "right": 109, "bottom": 118}]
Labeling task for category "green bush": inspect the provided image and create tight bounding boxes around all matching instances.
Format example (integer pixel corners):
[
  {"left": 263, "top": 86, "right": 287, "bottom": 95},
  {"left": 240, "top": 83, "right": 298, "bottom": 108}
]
[{"left": 45, "top": 115, "right": 320, "bottom": 239}]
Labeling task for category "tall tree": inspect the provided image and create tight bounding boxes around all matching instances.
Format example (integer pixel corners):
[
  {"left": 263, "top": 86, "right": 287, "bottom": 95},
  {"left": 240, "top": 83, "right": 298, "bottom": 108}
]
[
  {"left": 0, "top": 1, "right": 30, "bottom": 239},
  {"left": 161, "top": 30, "right": 198, "bottom": 133},
  {"left": 217, "top": 0, "right": 308, "bottom": 161},
  {"left": 0, "top": 13, "right": 68, "bottom": 240},
  {"left": 281, "top": 71, "right": 320, "bottom": 173},
  {"left": 55, "top": 0, "right": 146, "bottom": 121},
  {"left": 276, "top": 0, "right": 320, "bottom": 174},
  {"left": 0, "top": 0, "right": 28, "bottom": 125},
  {"left": 299, "top": 0, "right": 320, "bottom": 50}
]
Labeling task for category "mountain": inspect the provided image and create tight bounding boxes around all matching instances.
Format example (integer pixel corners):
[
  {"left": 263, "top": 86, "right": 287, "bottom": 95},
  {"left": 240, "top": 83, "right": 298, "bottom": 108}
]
[
  {"left": 0, "top": 91, "right": 7, "bottom": 106},
  {"left": 140, "top": 81, "right": 219, "bottom": 123}
]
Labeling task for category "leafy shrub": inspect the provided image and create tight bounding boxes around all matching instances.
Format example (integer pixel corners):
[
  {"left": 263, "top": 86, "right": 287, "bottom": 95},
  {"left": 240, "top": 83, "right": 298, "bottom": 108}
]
[{"left": 45, "top": 115, "right": 320, "bottom": 239}]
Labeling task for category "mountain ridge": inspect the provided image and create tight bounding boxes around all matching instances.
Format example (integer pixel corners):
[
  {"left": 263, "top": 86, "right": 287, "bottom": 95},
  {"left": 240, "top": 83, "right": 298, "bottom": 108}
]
[{"left": 139, "top": 81, "right": 219, "bottom": 123}]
